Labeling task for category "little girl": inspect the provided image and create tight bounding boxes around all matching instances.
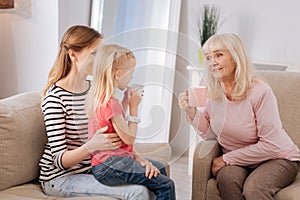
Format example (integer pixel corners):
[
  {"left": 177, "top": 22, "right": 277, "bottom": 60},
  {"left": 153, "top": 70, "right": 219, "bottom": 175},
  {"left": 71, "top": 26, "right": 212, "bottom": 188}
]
[{"left": 85, "top": 44, "right": 176, "bottom": 200}]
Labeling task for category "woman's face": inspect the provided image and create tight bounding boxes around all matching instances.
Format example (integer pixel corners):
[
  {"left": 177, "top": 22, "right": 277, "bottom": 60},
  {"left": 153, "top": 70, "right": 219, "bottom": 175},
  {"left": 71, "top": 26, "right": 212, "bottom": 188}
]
[
  {"left": 76, "top": 38, "right": 102, "bottom": 75},
  {"left": 116, "top": 57, "right": 136, "bottom": 90},
  {"left": 205, "top": 49, "right": 236, "bottom": 82}
]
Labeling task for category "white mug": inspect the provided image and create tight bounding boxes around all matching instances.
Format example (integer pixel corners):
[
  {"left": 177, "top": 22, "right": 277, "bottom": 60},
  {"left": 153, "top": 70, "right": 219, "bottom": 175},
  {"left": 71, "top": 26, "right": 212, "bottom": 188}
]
[{"left": 127, "top": 84, "right": 144, "bottom": 95}]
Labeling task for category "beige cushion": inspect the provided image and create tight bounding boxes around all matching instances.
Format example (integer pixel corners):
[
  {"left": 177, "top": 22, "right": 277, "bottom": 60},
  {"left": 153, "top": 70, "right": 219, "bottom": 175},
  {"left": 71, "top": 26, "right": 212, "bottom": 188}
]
[
  {"left": 275, "top": 173, "right": 300, "bottom": 200},
  {"left": 134, "top": 142, "right": 172, "bottom": 163},
  {"left": 0, "top": 92, "right": 47, "bottom": 191}
]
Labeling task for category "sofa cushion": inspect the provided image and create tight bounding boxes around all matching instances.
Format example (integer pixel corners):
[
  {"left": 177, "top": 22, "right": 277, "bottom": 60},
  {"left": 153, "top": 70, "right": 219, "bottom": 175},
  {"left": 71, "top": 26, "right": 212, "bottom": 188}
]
[
  {"left": 257, "top": 71, "right": 300, "bottom": 150},
  {"left": 275, "top": 172, "right": 300, "bottom": 200},
  {"left": 0, "top": 91, "right": 47, "bottom": 191}
]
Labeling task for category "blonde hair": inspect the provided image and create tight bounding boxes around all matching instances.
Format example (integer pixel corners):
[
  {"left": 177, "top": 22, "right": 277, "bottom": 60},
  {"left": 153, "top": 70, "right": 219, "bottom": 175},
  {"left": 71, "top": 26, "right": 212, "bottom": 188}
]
[
  {"left": 203, "top": 33, "right": 255, "bottom": 101},
  {"left": 85, "top": 44, "right": 135, "bottom": 117},
  {"left": 42, "top": 25, "right": 103, "bottom": 98}
]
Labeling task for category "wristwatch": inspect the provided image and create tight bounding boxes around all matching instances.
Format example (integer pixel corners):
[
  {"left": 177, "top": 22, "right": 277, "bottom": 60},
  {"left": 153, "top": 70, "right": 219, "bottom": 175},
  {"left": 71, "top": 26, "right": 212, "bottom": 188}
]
[{"left": 126, "top": 115, "right": 141, "bottom": 123}]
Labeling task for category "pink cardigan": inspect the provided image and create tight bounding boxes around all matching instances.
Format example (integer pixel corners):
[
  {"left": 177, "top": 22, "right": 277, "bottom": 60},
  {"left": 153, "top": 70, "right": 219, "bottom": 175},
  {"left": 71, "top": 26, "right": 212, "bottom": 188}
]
[{"left": 187, "top": 80, "right": 300, "bottom": 166}]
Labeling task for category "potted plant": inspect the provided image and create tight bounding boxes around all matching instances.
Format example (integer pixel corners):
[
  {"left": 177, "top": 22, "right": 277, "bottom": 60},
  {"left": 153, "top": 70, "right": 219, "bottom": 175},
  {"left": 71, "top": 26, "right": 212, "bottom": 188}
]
[{"left": 198, "top": 4, "right": 220, "bottom": 64}]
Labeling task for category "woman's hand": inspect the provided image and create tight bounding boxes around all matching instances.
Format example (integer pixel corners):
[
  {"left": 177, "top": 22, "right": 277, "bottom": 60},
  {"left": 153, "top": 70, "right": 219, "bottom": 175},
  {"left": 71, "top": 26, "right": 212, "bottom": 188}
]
[
  {"left": 211, "top": 156, "right": 227, "bottom": 177},
  {"left": 178, "top": 90, "right": 196, "bottom": 119},
  {"left": 134, "top": 154, "right": 160, "bottom": 179},
  {"left": 63, "top": 127, "right": 122, "bottom": 168},
  {"left": 83, "top": 126, "right": 122, "bottom": 153}
]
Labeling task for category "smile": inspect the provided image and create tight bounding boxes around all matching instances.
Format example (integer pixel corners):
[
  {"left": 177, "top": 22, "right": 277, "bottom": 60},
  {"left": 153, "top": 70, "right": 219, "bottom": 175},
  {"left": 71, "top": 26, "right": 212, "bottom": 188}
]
[{"left": 212, "top": 67, "right": 223, "bottom": 72}]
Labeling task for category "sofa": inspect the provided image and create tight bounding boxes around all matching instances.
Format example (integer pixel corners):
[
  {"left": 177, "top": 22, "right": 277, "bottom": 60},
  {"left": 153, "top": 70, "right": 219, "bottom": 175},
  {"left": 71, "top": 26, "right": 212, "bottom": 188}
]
[
  {"left": 0, "top": 91, "right": 172, "bottom": 200},
  {"left": 192, "top": 71, "right": 300, "bottom": 200}
]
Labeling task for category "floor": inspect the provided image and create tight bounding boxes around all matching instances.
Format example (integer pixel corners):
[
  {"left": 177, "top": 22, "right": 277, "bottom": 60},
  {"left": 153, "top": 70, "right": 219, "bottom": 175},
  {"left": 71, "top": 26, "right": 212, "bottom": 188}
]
[{"left": 170, "top": 155, "right": 192, "bottom": 200}]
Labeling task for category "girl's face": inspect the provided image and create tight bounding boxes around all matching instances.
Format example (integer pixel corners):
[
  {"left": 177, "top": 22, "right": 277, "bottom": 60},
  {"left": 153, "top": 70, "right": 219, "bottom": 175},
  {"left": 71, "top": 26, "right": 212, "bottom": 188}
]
[
  {"left": 75, "top": 38, "right": 101, "bottom": 74},
  {"left": 116, "top": 57, "right": 136, "bottom": 90},
  {"left": 205, "top": 49, "right": 236, "bottom": 82}
]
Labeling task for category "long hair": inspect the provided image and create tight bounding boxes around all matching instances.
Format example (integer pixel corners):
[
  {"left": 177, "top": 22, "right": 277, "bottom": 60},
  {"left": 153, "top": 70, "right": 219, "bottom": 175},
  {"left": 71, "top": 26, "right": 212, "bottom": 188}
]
[
  {"left": 42, "top": 25, "right": 103, "bottom": 98},
  {"left": 203, "top": 33, "right": 255, "bottom": 100},
  {"left": 85, "top": 44, "right": 135, "bottom": 117}
]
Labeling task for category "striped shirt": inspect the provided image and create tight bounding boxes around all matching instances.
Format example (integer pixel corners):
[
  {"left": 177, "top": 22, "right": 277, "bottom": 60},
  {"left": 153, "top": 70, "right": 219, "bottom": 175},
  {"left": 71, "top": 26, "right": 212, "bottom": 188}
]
[{"left": 39, "top": 84, "right": 91, "bottom": 182}]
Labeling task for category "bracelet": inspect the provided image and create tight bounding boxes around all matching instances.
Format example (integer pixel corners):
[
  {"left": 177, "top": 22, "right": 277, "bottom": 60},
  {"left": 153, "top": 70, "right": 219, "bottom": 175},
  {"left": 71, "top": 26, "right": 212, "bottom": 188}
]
[{"left": 126, "top": 115, "right": 141, "bottom": 123}]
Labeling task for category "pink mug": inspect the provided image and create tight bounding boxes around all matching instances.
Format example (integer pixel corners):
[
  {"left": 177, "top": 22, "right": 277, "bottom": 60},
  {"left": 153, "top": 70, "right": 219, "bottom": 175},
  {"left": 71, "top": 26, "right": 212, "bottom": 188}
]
[{"left": 188, "top": 87, "right": 207, "bottom": 107}]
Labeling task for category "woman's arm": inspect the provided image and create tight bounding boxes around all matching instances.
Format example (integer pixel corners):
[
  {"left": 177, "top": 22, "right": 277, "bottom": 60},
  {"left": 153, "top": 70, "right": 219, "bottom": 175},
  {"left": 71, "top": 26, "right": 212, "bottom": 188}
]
[
  {"left": 63, "top": 127, "right": 122, "bottom": 168},
  {"left": 43, "top": 92, "right": 122, "bottom": 169},
  {"left": 223, "top": 85, "right": 292, "bottom": 166},
  {"left": 179, "top": 90, "right": 211, "bottom": 138}
]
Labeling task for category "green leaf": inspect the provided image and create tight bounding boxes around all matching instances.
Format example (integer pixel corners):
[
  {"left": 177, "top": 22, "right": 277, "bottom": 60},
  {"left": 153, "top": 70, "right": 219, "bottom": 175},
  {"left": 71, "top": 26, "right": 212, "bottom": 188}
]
[{"left": 199, "top": 5, "right": 220, "bottom": 46}]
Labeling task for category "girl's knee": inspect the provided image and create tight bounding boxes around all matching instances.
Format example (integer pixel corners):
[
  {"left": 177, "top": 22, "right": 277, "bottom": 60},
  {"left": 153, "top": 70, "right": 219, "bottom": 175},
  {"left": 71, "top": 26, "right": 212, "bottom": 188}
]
[{"left": 166, "top": 179, "right": 175, "bottom": 191}]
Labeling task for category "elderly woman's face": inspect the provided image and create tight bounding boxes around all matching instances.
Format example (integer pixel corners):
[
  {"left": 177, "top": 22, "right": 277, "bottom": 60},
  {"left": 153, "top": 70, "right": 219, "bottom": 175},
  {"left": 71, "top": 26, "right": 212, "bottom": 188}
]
[{"left": 205, "top": 49, "right": 236, "bottom": 82}]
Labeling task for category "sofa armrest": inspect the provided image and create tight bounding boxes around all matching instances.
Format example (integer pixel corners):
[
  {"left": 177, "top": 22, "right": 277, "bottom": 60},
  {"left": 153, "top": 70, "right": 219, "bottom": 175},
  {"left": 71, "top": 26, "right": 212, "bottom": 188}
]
[{"left": 192, "top": 140, "right": 220, "bottom": 200}]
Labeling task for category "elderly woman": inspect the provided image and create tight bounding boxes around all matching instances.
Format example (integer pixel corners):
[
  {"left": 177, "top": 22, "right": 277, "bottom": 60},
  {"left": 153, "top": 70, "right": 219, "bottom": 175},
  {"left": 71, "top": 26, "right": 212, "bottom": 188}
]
[{"left": 178, "top": 33, "right": 299, "bottom": 200}]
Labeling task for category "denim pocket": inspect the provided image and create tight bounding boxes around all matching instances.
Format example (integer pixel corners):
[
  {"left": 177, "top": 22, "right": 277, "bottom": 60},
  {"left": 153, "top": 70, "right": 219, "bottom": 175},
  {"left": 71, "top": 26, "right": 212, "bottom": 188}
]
[
  {"left": 92, "top": 157, "right": 121, "bottom": 180},
  {"left": 92, "top": 164, "right": 111, "bottom": 180}
]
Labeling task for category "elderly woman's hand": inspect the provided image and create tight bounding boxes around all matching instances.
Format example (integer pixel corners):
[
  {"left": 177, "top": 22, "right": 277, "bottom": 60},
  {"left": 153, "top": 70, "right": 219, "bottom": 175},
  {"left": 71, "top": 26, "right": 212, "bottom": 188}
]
[
  {"left": 211, "top": 156, "right": 227, "bottom": 177},
  {"left": 178, "top": 91, "right": 196, "bottom": 119}
]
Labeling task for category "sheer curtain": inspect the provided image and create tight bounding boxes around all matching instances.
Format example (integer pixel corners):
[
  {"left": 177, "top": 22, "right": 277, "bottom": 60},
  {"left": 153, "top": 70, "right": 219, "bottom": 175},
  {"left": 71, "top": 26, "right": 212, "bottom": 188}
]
[{"left": 91, "top": 0, "right": 181, "bottom": 143}]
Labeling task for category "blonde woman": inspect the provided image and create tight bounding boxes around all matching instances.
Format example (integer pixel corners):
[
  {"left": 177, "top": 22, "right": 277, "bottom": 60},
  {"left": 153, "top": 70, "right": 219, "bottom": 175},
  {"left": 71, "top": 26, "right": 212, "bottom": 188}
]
[
  {"left": 179, "top": 33, "right": 299, "bottom": 200},
  {"left": 39, "top": 25, "right": 152, "bottom": 199},
  {"left": 85, "top": 44, "right": 176, "bottom": 200}
]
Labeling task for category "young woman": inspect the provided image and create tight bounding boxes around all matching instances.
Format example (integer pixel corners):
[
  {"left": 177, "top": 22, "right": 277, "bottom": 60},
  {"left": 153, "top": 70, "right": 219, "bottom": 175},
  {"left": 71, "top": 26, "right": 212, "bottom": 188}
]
[
  {"left": 178, "top": 33, "right": 299, "bottom": 200},
  {"left": 85, "top": 44, "right": 176, "bottom": 200},
  {"left": 39, "top": 25, "right": 152, "bottom": 199}
]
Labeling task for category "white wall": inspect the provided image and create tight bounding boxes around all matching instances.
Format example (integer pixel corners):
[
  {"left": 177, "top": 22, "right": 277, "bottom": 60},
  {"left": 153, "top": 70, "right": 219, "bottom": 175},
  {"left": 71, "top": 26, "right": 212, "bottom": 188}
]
[
  {"left": 0, "top": 0, "right": 91, "bottom": 99},
  {"left": 0, "top": 0, "right": 58, "bottom": 98},
  {"left": 59, "top": 0, "right": 91, "bottom": 40},
  {"left": 187, "top": 0, "right": 300, "bottom": 71}
]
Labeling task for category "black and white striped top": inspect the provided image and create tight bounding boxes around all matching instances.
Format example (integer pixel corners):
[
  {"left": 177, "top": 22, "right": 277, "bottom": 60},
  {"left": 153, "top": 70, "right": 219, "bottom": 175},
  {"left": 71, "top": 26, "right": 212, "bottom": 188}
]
[{"left": 39, "top": 84, "right": 91, "bottom": 182}]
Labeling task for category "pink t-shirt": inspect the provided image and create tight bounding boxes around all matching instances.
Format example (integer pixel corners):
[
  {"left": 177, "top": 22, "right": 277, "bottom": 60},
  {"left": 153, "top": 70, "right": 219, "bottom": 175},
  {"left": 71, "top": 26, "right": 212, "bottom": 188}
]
[
  {"left": 88, "top": 97, "right": 133, "bottom": 166},
  {"left": 187, "top": 80, "right": 300, "bottom": 166}
]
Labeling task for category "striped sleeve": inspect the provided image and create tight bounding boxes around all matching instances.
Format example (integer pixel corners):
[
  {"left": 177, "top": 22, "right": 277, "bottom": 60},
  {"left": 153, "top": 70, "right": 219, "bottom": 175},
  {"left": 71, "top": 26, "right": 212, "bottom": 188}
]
[
  {"left": 39, "top": 85, "right": 91, "bottom": 182},
  {"left": 42, "top": 92, "right": 68, "bottom": 170}
]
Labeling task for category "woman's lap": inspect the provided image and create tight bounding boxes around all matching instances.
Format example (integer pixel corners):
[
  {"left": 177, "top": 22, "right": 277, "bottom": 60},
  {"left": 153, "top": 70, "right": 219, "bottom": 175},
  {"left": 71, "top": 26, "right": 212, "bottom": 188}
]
[
  {"left": 217, "top": 159, "right": 299, "bottom": 200},
  {"left": 41, "top": 173, "right": 150, "bottom": 200}
]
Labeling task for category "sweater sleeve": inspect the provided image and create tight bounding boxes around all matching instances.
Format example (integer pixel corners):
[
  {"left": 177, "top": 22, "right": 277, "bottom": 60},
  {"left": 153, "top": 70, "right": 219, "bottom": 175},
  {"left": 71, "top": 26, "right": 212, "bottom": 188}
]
[
  {"left": 42, "top": 93, "right": 67, "bottom": 170},
  {"left": 223, "top": 85, "right": 284, "bottom": 166},
  {"left": 186, "top": 102, "right": 214, "bottom": 139}
]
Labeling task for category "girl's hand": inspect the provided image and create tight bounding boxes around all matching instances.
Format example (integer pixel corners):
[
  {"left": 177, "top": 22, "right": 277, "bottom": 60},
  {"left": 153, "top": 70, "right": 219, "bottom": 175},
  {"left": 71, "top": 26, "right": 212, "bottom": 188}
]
[
  {"left": 135, "top": 156, "right": 160, "bottom": 179},
  {"left": 128, "top": 88, "right": 142, "bottom": 108}
]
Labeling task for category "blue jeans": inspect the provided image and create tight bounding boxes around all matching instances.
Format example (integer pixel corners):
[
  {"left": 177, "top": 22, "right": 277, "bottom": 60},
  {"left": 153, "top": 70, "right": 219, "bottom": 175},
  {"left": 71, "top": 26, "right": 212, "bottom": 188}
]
[
  {"left": 41, "top": 173, "right": 152, "bottom": 200},
  {"left": 92, "top": 156, "right": 176, "bottom": 200}
]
